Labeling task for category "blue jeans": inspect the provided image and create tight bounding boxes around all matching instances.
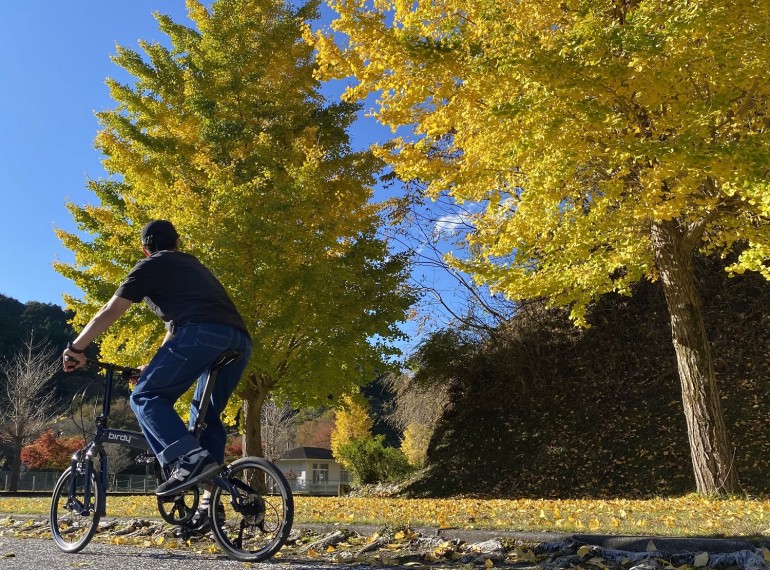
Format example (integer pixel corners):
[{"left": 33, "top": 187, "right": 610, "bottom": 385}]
[{"left": 130, "top": 323, "right": 252, "bottom": 468}]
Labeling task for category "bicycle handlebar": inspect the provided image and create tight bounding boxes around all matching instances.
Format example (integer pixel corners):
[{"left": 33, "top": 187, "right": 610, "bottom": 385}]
[
  {"left": 88, "top": 360, "right": 141, "bottom": 377},
  {"left": 65, "top": 355, "right": 140, "bottom": 378}
]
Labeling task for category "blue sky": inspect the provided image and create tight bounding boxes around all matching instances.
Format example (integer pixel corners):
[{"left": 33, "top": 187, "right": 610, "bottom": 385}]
[{"left": 0, "top": 1, "right": 398, "bottom": 308}]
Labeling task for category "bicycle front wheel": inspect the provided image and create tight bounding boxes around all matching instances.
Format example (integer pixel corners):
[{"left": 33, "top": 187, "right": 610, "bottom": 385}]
[
  {"left": 210, "top": 456, "right": 293, "bottom": 562},
  {"left": 50, "top": 464, "right": 102, "bottom": 553}
]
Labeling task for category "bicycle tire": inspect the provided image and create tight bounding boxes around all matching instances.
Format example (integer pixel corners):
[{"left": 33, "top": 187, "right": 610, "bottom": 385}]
[
  {"left": 209, "top": 456, "right": 293, "bottom": 562},
  {"left": 50, "top": 464, "right": 102, "bottom": 553}
]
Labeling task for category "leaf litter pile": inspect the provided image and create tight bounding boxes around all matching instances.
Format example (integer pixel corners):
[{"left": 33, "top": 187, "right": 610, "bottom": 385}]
[
  {"left": 2, "top": 515, "right": 770, "bottom": 570},
  {"left": 4, "top": 495, "right": 770, "bottom": 536},
  {"left": 4, "top": 495, "right": 770, "bottom": 568}
]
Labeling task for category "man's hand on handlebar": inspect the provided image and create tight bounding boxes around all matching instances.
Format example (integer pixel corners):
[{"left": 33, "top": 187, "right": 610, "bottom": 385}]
[{"left": 62, "top": 350, "right": 87, "bottom": 372}]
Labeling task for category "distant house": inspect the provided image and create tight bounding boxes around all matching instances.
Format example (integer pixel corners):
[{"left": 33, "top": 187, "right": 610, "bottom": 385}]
[{"left": 274, "top": 447, "right": 350, "bottom": 496}]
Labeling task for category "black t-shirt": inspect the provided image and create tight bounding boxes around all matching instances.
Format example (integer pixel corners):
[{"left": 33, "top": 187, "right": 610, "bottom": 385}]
[{"left": 115, "top": 250, "right": 248, "bottom": 335}]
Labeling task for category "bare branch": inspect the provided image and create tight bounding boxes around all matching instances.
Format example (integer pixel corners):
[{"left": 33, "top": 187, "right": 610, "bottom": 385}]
[
  {"left": 383, "top": 182, "right": 517, "bottom": 335},
  {"left": 0, "top": 332, "right": 61, "bottom": 492},
  {"left": 261, "top": 399, "right": 297, "bottom": 461},
  {"left": 0, "top": 333, "right": 60, "bottom": 443}
]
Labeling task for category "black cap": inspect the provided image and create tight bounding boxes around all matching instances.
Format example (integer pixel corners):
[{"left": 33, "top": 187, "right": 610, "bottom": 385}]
[{"left": 141, "top": 220, "right": 179, "bottom": 252}]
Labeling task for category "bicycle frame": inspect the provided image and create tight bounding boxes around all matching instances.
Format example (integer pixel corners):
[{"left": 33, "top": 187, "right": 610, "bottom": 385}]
[
  {"left": 66, "top": 351, "right": 242, "bottom": 517},
  {"left": 68, "top": 362, "right": 150, "bottom": 517}
]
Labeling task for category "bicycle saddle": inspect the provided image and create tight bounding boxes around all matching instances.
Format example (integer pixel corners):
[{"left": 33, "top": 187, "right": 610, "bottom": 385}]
[{"left": 212, "top": 349, "right": 241, "bottom": 370}]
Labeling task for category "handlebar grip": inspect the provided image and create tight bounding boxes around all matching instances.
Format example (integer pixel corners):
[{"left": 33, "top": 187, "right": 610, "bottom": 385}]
[{"left": 64, "top": 354, "right": 140, "bottom": 377}]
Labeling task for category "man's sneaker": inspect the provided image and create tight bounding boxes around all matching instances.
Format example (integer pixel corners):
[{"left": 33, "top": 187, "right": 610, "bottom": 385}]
[
  {"left": 156, "top": 452, "right": 220, "bottom": 496},
  {"left": 180, "top": 503, "right": 226, "bottom": 535}
]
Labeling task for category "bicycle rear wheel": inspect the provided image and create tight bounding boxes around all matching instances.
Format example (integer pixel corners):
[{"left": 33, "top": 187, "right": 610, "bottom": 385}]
[
  {"left": 50, "top": 464, "right": 102, "bottom": 553},
  {"left": 210, "top": 456, "right": 293, "bottom": 562}
]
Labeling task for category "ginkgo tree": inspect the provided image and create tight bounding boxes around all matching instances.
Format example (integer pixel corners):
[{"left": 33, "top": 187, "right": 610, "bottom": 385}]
[
  {"left": 330, "top": 393, "right": 374, "bottom": 460},
  {"left": 55, "top": 0, "right": 414, "bottom": 457},
  {"left": 309, "top": 0, "right": 770, "bottom": 493}
]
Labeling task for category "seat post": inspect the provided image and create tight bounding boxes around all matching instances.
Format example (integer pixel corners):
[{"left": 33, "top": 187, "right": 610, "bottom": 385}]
[
  {"left": 192, "top": 369, "right": 217, "bottom": 438},
  {"left": 191, "top": 350, "right": 241, "bottom": 439}
]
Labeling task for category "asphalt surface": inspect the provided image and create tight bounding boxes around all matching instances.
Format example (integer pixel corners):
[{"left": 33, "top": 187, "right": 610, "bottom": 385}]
[
  {"left": 0, "top": 535, "right": 358, "bottom": 570},
  {"left": 2, "top": 522, "right": 769, "bottom": 570}
]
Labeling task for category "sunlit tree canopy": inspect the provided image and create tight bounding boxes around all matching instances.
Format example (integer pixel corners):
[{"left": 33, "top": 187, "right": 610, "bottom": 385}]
[{"left": 56, "top": 0, "right": 415, "bottom": 420}]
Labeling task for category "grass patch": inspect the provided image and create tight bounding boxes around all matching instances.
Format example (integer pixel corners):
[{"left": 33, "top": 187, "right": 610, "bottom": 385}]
[{"left": 3, "top": 494, "right": 770, "bottom": 538}]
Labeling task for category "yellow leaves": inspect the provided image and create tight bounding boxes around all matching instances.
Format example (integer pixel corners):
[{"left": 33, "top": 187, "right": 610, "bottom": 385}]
[
  {"left": 310, "top": 0, "right": 770, "bottom": 321},
  {"left": 54, "top": 0, "right": 417, "bottom": 419},
  {"left": 627, "top": 57, "right": 644, "bottom": 72},
  {"left": 510, "top": 547, "right": 537, "bottom": 563},
  {"left": 400, "top": 423, "right": 430, "bottom": 467},
  {"left": 294, "top": 494, "right": 770, "bottom": 538},
  {"left": 421, "top": 539, "right": 459, "bottom": 563},
  {"left": 330, "top": 393, "right": 374, "bottom": 460},
  {"left": 8, "top": 494, "right": 770, "bottom": 541},
  {"left": 394, "top": 529, "right": 416, "bottom": 541}
]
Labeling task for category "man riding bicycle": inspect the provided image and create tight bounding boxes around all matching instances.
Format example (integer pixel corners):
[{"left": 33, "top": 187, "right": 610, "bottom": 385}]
[{"left": 62, "top": 220, "right": 252, "bottom": 511}]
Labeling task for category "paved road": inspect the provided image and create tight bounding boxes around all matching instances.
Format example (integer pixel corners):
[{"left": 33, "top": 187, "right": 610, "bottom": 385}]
[
  {"left": 2, "top": 522, "right": 768, "bottom": 570},
  {"left": 0, "top": 536, "right": 364, "bottom": 570}
]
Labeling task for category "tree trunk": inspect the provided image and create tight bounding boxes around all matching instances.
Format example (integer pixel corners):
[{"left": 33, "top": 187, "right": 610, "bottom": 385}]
[
  {"left": 241, "top": 372, "right": 267, "bottom": 459},
  {"left": 651, "top": 220, "right": 738, "bottom": 494},
  {"left": 9, "top": 439, "right": 22, "bottom": 493}
]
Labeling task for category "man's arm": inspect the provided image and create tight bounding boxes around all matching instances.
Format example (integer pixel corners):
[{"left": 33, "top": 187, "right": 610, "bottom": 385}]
[{"left": 62, "top": 295, "right": 133, "bottom": 371}]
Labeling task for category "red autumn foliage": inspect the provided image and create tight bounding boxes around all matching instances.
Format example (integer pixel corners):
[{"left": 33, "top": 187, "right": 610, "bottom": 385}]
[
  {"left": 225, "top": 435, "right": 243, "bottom": 463},
  {"left": 21, "top": 430, "right": 84, "bottom": 470}
]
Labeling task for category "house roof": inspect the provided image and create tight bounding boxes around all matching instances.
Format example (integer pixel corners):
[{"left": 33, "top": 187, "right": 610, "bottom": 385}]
[{"left": 279, "top": 446, "right": 335, "bottom": 461}]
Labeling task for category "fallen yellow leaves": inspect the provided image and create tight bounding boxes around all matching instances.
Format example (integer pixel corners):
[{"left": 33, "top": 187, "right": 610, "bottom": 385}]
[
  {"left": 2, "top": 494, "right": 770, "bottom": 537},
  {"left": 292, "top": 494, "right": 770, "bottom": 537}
]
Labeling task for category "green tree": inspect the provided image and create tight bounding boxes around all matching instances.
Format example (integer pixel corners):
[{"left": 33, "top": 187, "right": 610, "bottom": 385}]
[
  {"left": 310, "top": 0, "right": 770, "bottom": 494},
  {"left": 0, "top": 295, "right": 25, "bottom": 359},
  {"left": 331, "top": 392, "right": 411, "bottom": 483},
  {"left": 0, "top": 295, "right": 74, "bottom": 361},
  {"left": 336, "top": 434, "right": 412, "bottom": 485},
  {"left": 55, "top": 0, "right": 413, "bottom": 458}
]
